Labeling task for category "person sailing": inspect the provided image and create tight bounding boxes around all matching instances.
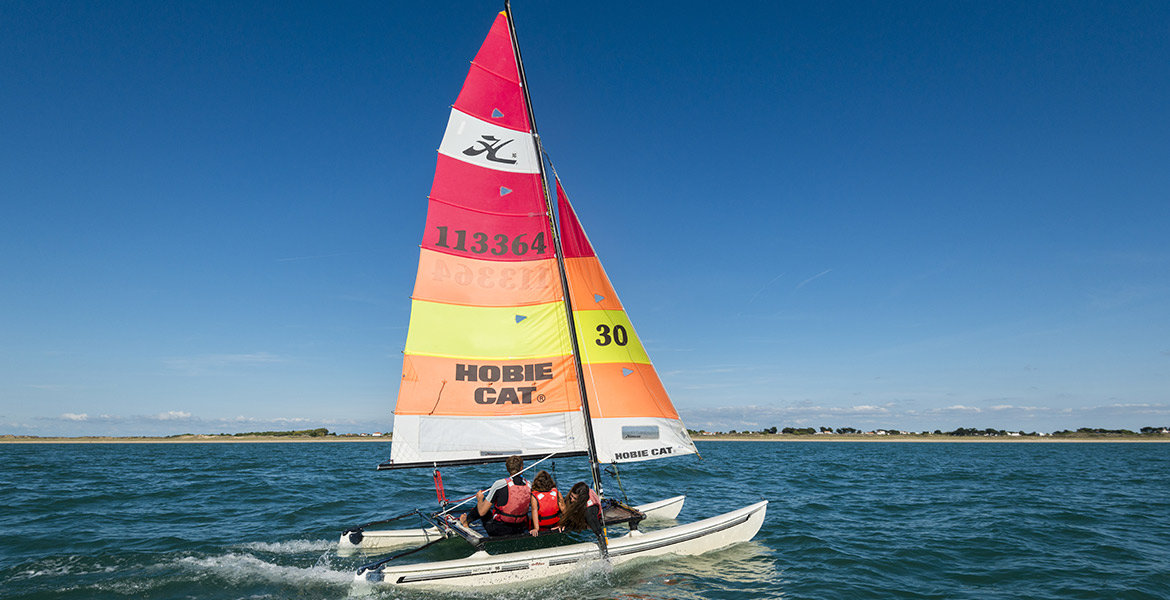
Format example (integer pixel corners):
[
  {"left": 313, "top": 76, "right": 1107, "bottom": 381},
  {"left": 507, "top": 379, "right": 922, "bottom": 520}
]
[
  {"left": 458, "top": 455, "right": 531, "bottom": 537},
  {"left": 558, "top": 481, "right": 604, "bottom": 537},
  {"left": 527, "top": 470, "right": 561, "bottom": 537}
]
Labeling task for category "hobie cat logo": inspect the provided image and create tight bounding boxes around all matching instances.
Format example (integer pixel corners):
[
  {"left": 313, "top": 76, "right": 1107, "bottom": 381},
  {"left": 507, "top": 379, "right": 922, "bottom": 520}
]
[
  {"left": 463, "top": 135, "right": 517, "bottom": 164},
  {"left": 456, "top": 362, "right": 551, "bottom": 405}
]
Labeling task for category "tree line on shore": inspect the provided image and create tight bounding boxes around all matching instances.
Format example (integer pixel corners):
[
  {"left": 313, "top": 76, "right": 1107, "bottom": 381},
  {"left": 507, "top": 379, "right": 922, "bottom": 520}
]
[{"left": 166, "top": 428, "right": 333, "bottom": 438}]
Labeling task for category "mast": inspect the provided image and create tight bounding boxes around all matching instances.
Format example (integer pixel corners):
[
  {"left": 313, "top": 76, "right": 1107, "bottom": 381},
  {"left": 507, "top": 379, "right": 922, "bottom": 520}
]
[{"left": 502, "top": 2, "right": 607, "bottom": 501}]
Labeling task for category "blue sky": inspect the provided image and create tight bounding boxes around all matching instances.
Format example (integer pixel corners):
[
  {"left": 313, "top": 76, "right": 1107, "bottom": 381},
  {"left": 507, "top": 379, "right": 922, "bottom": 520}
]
[{"left": 2, "top": 1, "right": 1167, "bottom": 436}]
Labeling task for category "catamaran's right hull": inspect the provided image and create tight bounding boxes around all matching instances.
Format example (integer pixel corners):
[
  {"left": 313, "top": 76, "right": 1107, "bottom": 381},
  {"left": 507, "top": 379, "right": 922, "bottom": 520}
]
[{"left": 353, "top": 500, "right": 765, "bottom": 589}]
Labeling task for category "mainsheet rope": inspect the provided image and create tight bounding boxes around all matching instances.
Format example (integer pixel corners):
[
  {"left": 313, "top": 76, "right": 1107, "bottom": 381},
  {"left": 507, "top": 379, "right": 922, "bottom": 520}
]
[{"left": 435, "top": 452, "right": 559, "bottom": 516}]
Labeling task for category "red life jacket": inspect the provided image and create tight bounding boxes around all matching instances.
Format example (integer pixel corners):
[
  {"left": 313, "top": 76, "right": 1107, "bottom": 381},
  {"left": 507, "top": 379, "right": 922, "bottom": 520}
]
[
  {"left": 533, "top": 488, "right": 560, "bottom": 528},
  {"left": 492, "top": 478, "right": 531, "bottom": 524},
  {"left": 584, "top": 488, "right": 602, "bottom": 521}
]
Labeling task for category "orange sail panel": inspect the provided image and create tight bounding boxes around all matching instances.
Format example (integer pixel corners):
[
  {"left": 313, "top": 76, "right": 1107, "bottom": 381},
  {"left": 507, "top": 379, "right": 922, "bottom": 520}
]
[
  {"left": 556, "top": 179, "right": 698, "bottom": 463},
  {"left": 389, "top": 13, "right": 587, "bottom": 468}
]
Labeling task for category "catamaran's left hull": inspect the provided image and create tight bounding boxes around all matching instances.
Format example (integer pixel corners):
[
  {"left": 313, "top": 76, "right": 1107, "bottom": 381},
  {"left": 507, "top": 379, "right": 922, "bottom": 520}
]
[{"left": 353, "top": 500, "right": 766, "bottom": 588}]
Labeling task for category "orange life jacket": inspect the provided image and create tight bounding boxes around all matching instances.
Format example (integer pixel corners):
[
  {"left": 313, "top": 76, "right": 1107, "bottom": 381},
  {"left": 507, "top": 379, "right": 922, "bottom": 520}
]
[
  {"left": 534, "top": 488, "right": 560, "bottom": 528},
  {"left": 492, "top": 479, "right": 531, "bottom": 524}
]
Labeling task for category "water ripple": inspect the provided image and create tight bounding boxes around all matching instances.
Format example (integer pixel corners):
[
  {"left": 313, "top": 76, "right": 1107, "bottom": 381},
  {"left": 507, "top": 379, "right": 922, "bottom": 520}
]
[{"left": 1, "top": 442, "right": 1168, "bottom": 599}]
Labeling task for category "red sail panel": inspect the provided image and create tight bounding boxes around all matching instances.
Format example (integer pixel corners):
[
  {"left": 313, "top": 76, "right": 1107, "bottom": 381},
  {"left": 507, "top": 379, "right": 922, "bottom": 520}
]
[
  {"left": 471, "top": 13, "right": 520, "bottom": 84},
  {"left": 430, "top": 154, "right": 546, "bottom": 216},
  {"left": 422, "top": 200, "right": 554, "bottom": 262},
  {"left": 557, "top": 179, "right": 596, "bottom": 259},
  {"left": 453, "top": 12, "right": 528, "bottom": 131},
  {"left": 455, "top": 63, "right": 530, "bottom": 132}
]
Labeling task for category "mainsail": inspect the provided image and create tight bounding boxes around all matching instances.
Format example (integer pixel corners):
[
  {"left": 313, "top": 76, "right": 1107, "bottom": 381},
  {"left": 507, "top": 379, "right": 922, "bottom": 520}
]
[{"left": 385, "top": 11, "right": 695, "bottom": 470}]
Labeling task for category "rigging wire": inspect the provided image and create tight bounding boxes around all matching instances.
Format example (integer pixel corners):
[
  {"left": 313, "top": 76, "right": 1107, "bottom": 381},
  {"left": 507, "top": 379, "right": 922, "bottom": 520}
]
[{"left": 605, "top": 463, "right": 630, "bottom": 505}]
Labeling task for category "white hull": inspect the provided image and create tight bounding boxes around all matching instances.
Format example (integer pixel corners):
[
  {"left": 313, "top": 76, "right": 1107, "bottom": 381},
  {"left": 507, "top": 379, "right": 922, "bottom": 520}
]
[
  {"left": 353, "top": 500, "right": 766, "bottom": 588},
  {"left": 338, "top": 495, "right": 686, "bottom": 554}
]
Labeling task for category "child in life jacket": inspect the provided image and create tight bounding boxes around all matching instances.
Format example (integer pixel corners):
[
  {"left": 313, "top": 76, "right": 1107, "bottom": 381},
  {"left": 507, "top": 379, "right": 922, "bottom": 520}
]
[
  {"left": 559, "top": 481, "right": 604, "bottom": 537},
  {"left": 528, "top": 470, "right": 561, "bottom": 537},
  {"left": 459, "top": 455, "right": 531, "bottom": 537}
]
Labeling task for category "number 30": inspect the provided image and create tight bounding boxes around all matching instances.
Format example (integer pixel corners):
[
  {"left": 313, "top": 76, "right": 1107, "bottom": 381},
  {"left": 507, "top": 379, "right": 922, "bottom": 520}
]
[{"left": 595, "top": 324, "right": 628, "bottom": 346}]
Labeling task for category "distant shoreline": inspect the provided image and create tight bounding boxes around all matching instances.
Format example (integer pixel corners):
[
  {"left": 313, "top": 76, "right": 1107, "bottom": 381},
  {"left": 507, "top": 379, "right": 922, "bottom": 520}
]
[
  {"left": 0, "top": 435, "right": 390, "bottom": 444},
  {"left": 706, "top": 435, "right": 1169, "bottom": 443},
  {"left": 2, "top": 434, "right": 1167, "bottom": 444}
]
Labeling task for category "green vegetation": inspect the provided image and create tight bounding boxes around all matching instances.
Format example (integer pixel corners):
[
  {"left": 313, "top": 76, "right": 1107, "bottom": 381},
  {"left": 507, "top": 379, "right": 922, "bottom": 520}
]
[
  {"left": 687, "top": 425, "right": 1170, "bottom": 438},
  {"left": 166, "top": 428, "right": 334, "bottom": 438},
  {"left": 1052, "top": 427, "right": 1139, "bottom": 437}
]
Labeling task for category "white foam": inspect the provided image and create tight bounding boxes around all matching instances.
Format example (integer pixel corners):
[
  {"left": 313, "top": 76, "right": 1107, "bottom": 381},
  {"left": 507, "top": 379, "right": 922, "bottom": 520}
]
[
  {"left": 11, "top": 560, "right": 118, "bottom": 580},
  {"left": 236, "top": 539, "right": 336, "bottom": 554},
  {"left": 178, "top": 553, "right": 353, "bottom": 586}
]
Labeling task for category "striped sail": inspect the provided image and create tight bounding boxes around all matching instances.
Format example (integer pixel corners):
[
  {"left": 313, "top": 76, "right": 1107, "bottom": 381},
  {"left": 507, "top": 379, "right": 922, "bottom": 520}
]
[
  {"left": 556, "top": 180, "right": 698, "bottom": 464},
  {"left": 388, "top": 11, "right": 695, "bottom": 468},
  {"left": 389, "top": 12, "right": 588, "bottom": 468}
]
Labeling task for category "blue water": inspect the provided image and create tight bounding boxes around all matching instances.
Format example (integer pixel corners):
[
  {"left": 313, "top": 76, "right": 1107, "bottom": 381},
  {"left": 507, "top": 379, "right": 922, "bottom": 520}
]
[{"left": 1, "top": 441, "right": 1168, "bottom": 599}]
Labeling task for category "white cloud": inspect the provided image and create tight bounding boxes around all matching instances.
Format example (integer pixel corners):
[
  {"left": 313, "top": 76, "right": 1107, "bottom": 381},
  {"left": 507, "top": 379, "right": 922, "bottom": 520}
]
[
  {"left": 676, "top": 400, "right": 1170, "bottom": 433},
  {"left": 152, "top": 411, "right": 193, "bottom": 421},
  {"left": 933, "top": 405, "right": 982, "bottom": 413},
  {"left": 844, "top": 405, "right": 890, "bottom": 414},
  {"left": 989, "top": 405, "right": 1046, "bottom": 412},
  {"left": 61, "top": 413, "right": 88, "bottom": 421}
]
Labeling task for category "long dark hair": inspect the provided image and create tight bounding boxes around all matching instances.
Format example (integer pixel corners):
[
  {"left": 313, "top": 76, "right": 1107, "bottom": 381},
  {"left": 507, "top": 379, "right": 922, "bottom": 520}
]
[{"left": 559, "top": 481, "right": 592, "bottom": 531}]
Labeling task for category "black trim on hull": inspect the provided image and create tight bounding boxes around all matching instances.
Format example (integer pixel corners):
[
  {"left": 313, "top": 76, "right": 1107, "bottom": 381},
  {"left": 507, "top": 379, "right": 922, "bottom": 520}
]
[
  {"left": 373, "top": 505, "right": 762, "bottom": 584},
  {"left": 396, "top": 562, "right": 530, "bottom": 584},
  {"left": 377, "top": 451, "right": 589, "bottom": 470}
]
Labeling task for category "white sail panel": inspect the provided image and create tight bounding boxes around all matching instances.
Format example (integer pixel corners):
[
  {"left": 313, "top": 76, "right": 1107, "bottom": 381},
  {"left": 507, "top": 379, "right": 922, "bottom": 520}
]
[
  {"left": 390, "top": 413, "right": 589, "bottom": 466},
  {"left": 590, "top": 416, "right": 698, "bottom": 464},
  {"left": 438, "top": 109, "right": 540, "bottom": 174}
]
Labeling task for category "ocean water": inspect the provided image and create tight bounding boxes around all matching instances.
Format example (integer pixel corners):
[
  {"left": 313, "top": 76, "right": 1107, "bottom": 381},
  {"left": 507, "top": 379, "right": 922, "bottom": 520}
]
[{"left": 1, "top": 441, "right": 1168, "bottom": 599}]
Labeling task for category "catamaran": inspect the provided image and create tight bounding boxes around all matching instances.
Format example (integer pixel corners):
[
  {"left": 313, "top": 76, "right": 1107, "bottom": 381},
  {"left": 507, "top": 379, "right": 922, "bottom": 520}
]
[{"left": 346, "top": 2, "right": 766, "bottom": 587}]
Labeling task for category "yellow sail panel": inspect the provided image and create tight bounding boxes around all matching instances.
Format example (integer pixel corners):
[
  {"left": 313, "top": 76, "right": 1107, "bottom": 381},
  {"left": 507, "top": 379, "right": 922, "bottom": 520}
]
[
  {"left": 404, "top": 299, "right": 573, "bottom": 359},
  {"left": 571, "top": 309, "right": 651, "bottom": 365}
]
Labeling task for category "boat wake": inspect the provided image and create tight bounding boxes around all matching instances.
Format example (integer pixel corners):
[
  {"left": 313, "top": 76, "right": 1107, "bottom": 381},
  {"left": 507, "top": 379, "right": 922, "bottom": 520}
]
[
  {"left": 236, "top": 538, "right": 338, "bottom": 554},
  {"left": 177, "top": 552, "right": 354, "bottom": 586}
]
